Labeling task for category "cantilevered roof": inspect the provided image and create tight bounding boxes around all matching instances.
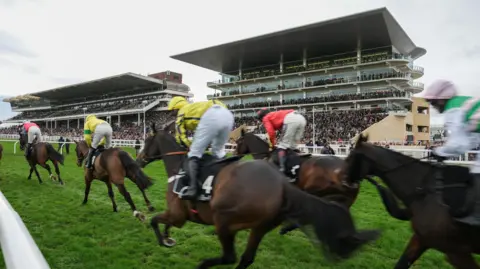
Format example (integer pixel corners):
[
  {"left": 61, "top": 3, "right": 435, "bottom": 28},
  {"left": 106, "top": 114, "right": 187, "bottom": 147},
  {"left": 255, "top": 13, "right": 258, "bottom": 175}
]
[
  {"left": 171, "top": 7, "right": 426, "bottom": 73},
  {"left": 32, "top": 73, "right": 165, "bottom": 100}
]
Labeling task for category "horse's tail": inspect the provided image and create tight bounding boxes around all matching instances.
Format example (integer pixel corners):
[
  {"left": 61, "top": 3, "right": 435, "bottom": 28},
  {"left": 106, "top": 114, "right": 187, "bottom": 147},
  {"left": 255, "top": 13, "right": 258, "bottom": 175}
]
[
  {"left": 118, "top": 151, "right": 153, "bottom": 190},
  {"left": 281, "top": 182, "right": 380, "bottom": 260},
  {"left": 364, "top": 178, "right": 411, "bottom": 220},
  {"left": 46, "top": 143, "right": 64, "bottom": 165}
]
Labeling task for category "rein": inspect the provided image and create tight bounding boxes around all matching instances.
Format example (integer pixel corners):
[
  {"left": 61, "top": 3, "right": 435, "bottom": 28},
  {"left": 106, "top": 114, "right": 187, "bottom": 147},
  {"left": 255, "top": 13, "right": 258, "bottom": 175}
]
[{"left": 144, "top": 151, "right": 188, "bottom": 160}]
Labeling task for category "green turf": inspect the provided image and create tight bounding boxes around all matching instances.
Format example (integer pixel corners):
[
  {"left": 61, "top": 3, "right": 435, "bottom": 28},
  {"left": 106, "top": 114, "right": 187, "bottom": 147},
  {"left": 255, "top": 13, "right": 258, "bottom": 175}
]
[{"left": 0, "top": 141, "right": 458, "bottom": 268}]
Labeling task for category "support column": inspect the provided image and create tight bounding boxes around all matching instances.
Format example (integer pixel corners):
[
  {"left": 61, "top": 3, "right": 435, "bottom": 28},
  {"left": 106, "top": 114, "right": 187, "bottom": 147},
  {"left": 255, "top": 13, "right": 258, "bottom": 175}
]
[
  {"left": 280, "top": 53, "right": 284, "bottom": 73},
  {"left": 302, "top": 48, "right": 307, "bottom": 67},
  {"left": 54, "top": 120, "right": 57, "bottom": 128},
  {"left": 138, "top": 113, "right": 141, "bottom": 126},
  {"left": 238, "top": 59, "right": 243, "bottom": 78},
  {"left": 356, "top": 35, "right": 362, "bottom": 94},
  {"left": 118, "top": 115, "right": 121, "bottom": 127},
  {"left": 67, "top": 120, "right": 69, "bottom": 129},
  {"left": 77, "top": 119, "right": 80, "bottom": 128}
]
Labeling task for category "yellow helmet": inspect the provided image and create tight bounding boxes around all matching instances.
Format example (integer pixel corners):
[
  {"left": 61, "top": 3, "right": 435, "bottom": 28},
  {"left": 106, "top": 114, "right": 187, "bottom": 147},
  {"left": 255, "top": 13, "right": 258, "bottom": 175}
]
[
  {"left": 167, "top": 96, "right": 188, "bottom": 110},
  {"left": 85, "top": 114, "right": 97, "bottom": 121}
]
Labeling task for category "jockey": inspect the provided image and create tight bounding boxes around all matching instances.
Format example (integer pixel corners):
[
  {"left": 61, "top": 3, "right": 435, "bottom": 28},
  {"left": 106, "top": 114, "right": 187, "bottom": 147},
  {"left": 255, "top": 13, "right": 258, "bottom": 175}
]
[
  {"left": 21, "top": 120, "right": 42, "bottom": 157},
  {"left": 257, "top": 108, "right": 307, "bottom": 173},
  {"left": 167, "top": 96, "right": 234, "bottom": 200},
  {"left": 420, "top": 79, "right": 480, "bottom": 225},
  {"left": 84, "top": 114, "right": 112, "bottom": 169}
]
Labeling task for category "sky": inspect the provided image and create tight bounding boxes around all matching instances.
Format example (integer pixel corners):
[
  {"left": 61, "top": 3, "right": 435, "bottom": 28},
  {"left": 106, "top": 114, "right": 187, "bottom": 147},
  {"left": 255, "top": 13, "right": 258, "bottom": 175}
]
[{"left": 0, "top": 0, "right": 479, "bottom": 124}]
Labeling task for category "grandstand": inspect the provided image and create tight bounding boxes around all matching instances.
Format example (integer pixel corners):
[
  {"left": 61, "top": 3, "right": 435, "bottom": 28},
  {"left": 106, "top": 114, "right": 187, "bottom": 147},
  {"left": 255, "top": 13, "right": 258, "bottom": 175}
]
[
  {"left": 171, "top": 7, "right": 430, "bottom": 145},
  {"left": 1, "top": 71, "right": 191, "bottom": 140}
]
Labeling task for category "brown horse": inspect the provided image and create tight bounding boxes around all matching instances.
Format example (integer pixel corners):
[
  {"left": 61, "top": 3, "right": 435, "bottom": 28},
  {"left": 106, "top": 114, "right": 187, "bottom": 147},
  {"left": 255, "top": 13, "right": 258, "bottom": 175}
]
[
  {"left": 74, "top": 140, "right": 154, "bottom": 221},
  {"left": 345, "top": 133, "right": 480, "bottom": 269},
  {"left": 19, "top": 133, "right": 64, "bottom": 184},
  {"left": 136, "top": 123, "right": 380, "bottom": 269},
  {"left": 235, "top": 130, "right": 360, "bottom": 234}
]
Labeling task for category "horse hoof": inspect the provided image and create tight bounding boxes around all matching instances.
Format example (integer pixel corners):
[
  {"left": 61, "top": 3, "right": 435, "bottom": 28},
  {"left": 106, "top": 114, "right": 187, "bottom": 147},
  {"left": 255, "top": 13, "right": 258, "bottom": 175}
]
[
  {"left": 162, "top": 237, "right": 176, "bottom": 247},
  {"left": 148, "top": 206, "right": 155, "bottom": 212},
  {"left": 133, "top": 210, "right": 146, "bottom": 222}
]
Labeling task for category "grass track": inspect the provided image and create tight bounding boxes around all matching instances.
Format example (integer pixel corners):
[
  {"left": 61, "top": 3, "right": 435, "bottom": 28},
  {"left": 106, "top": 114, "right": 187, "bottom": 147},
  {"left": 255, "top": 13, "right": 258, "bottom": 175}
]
[{"left": 0, "top": 141, "right": 466, "bottom": 268}]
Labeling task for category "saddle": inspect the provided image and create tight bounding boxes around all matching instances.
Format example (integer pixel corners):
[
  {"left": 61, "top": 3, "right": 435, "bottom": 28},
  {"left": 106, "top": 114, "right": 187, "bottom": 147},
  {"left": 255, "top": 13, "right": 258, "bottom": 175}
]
[
  {"left": 89, "top": 146, "right": 106, "bottom": 171},
  {"left": 172, "top": 154, "right": 243, "bottom": 201},
  {"left": 434, "top": 164, "right": 480, "bottom": 223},
  {"left": 270, "top": 148, "right": 311, "bottom": 183}
]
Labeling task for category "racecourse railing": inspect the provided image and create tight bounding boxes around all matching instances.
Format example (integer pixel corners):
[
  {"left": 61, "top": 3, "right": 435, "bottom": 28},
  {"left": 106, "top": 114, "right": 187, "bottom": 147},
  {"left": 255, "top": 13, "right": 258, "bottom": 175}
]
[{"left": 0, "top": 191, "right": 50, "bottom": 269}]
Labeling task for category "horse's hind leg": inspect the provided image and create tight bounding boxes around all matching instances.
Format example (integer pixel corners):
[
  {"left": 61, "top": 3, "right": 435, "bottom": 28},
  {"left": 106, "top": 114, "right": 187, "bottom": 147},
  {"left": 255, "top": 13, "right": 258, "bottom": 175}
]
[
  {"left": 52, "top": 161, "right": 64, "bottom": 185},
  {"left": 445, "top": 252, "right": 479, "bottom": 269},
  {"left": 33, "top": 165, "right": 42, "bottom": 184},
  {"left": 116, "top": 183, "right": 144, "bottom": 221},
  {"left": 82, "top": 174, "right": 93, "bottom": 205},
  {"left": 139, "top": 187, "right": 155, "bottom": 212},
  {"left": 40, "top": 163, "right": 55, "bottom": 182},
  {"left": 236, "top": 220, "right": 281, "bottom": 269},
  {"left": 28, "top": 167, "right": 33, "bottom": 180},
  {"left": 196, "top": 217, "right": 237, "bottom": 269},
  {"left": 103, "top": 180, "right": 117, "bottom": 212},
  {"left": 394, "top": 233, "right": 427, "bottom": 269}
]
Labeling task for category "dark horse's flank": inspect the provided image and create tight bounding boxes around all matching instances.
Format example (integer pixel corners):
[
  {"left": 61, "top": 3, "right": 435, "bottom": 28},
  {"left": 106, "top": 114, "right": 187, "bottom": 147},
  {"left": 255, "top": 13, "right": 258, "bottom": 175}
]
[
  {"left": 346, "top": 133, "right": 480, "bottom": 269},
  {"left": 19, "top": 133, "right": 64, "bottom": 184},
  {"left": 136, "top": 124, "right": 380, "bottom": 269},
  {"left": 74, "top": 140, "right": 154, "bottom": 221},
  {"left": 235, "top": 130, "right": 360, "bottom": 234}
]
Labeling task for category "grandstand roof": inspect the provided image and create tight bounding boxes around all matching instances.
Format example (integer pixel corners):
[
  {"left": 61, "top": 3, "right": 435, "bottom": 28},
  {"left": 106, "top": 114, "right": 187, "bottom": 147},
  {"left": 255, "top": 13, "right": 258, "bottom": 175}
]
[
  {"left": 33, "top": 73, "right": 165, "bottom": 100},
  {"left": 171, "top": 7, "right": 426, "bottom": 73}
]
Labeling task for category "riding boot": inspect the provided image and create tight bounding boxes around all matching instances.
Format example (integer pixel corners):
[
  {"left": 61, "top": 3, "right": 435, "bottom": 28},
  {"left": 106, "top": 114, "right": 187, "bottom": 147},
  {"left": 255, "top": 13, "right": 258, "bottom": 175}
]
[
  {"left": 85, "top": 148, "right": 95, "bottom": 169},
  {"left": 455, "top": 174, "right": 480, "bottom": 226},
  {"left": 25, "top": 143, "right": 31, "bottom": 157},
  {"left": 182, "top": 157, "right": 200, "bottom": 200},
  {"left": 278, "top": 149, "right": 287, "bottom": 173}
]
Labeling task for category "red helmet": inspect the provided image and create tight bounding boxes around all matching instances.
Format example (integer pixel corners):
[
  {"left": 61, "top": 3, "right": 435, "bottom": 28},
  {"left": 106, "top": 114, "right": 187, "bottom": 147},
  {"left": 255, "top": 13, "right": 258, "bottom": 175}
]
[{"left": 257, "top": 108, "right": 270, "bottom": 120}]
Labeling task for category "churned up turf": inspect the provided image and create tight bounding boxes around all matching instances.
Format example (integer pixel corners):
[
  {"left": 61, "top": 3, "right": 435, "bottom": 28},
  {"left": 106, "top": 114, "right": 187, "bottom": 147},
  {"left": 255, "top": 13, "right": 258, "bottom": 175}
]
[{"left": 0, "top": 141, "right": 469, "bottom": 268}]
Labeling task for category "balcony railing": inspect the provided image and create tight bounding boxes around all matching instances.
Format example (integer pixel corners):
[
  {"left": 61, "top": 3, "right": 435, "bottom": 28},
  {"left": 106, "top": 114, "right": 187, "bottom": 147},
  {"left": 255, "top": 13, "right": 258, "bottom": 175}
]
[
  {"left": 412, "top": 65, "right": 424, "bottom": 73},
  {"left": 410, "top": 82, "right": 425, "bottom": 90},
  {"left": 208, "top": 52, "right": 410, "bottom": 86},
  {"left": 208, "top": 72, "right": 411, "bottom": 99}
]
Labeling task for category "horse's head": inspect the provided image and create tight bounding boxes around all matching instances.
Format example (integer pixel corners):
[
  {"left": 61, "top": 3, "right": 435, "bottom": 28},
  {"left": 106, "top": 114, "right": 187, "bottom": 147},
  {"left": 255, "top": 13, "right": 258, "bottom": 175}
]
[
  {"left": 74, "top": 140, "right": 88, "bottom": 167},
  {"left": 18, "top": 131, "right": 26, "bottom": 151},
  {"left": 345, "top": 133, "right": 430, "bottom": 202},
  {"left": 235, "top": 130, "right": 270, "bottom": 159},
  {"left": 136, "top": 122, "right": 186, "bottom": 168}
]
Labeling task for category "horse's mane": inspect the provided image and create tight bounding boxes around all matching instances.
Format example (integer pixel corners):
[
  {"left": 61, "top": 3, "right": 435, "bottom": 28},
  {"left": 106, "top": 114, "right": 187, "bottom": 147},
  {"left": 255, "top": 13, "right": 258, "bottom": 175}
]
[{"left": 357, "top": 139, "right": 428, "bottom": 167}]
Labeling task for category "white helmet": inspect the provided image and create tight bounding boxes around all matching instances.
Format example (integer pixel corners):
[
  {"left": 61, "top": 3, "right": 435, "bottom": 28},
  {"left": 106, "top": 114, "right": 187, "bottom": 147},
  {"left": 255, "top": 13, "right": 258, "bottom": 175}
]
[{"left": 420, "top": 80, "right": 457, "bottom": 100}]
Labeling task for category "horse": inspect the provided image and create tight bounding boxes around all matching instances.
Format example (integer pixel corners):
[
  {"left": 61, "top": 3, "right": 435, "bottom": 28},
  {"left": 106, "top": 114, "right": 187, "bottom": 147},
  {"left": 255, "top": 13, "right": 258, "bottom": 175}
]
[
  {"left": 235, "top": 130, "right": 360, "bottom": 234},
  {"left": 74, "top": 140, "right": 154, "bottom": 221},
  {"left": 18, "top": 132, "right": 65, "bottom": 185},
  {"left": 345, "top": 133, "right": 480, "bottom": 268},
  {"left": 136, "top": 123, "right": 380, "bottom": 269},
  {"left": 0, "top": 144, "right": 3, "bottom": 163}
]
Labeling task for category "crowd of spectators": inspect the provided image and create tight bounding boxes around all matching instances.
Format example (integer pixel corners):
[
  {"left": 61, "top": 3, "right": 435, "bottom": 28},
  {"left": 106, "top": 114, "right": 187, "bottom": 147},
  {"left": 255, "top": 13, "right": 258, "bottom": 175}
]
[
  {"left": 211, "top": 51, "right": 406, "bottom": 84},
  {"left": 213, "top": 70, "right": 409, "bottom": 98},
  {"left": 228, "top": 89, "right": 405, "bottom": 110},
  {"left": 1, "top": 107, "right": 388, "bottom": 142},
  {"left": 8, "top": 96, "right": 166, "bottom": 121}
]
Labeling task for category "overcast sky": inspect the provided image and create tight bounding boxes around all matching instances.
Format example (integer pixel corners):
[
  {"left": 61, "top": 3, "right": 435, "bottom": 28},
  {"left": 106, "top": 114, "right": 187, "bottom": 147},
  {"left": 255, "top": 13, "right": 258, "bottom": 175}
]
[{"left": 1, "top": 0, "right": 479, "bottom": 124}]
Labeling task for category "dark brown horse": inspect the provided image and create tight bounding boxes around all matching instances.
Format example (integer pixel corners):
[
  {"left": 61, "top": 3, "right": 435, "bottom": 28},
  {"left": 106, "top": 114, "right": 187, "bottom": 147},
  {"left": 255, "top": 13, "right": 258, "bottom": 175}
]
[
  {"left": 345, "top": 133, "right": 480, "bottom": 269},
  {"left": 74, "top": 140, "right": 154, "bottom": 221},
  {"left": 235, "top": 130, "right": 360, "bottom": 234},
  {"left": 19, "top": 133, "right": 64, "bottom": 184},
  {"left": 136, "top": 123, "right": 379, "bottom": 269}
]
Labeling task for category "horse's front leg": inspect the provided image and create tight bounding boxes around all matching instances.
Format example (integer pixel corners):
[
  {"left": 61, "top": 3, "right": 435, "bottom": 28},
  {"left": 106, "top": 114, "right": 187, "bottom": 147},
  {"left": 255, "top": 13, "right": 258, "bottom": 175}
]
[
  {"left": 33, "top": 165, "right": 42, "bottom": 184},
  {"left": 394, "top": 233, "right": 427, "bottom": 269},
  {"left": 82, "top": 173, "right": 93, "bottom": 205},
  {"left": 115, "top": 182, "right": 145, "bottom": 222},
  {"left": 27, "top": 167, "right": 33, "bottom": 180}
]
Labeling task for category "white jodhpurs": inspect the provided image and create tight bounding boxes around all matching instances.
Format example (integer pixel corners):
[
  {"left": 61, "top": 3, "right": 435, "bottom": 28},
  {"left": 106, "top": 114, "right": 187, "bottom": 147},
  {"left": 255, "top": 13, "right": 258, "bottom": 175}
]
[
  {"left": 92, "top": 123, "right": 113, "bottom": 149},
  {"left": 188, "top": 105, "right": 234, "bottom": 159},
  {"left": 27, "top": 126, "right": 42, "bottom": 144},
  {"left": 277, "top": 111, "right": 307, "bottom": 149}
]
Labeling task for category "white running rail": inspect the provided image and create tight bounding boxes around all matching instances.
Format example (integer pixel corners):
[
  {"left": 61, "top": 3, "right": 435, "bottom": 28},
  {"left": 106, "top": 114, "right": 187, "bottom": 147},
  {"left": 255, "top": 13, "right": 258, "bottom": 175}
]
[{"left": 0, "top": 191, "right": 50, "bottom": 269}]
